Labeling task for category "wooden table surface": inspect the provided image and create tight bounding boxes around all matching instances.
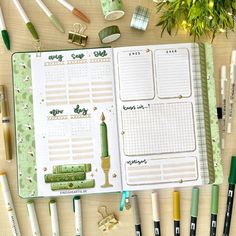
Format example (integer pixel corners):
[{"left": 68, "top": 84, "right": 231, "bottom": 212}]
[{"left": 0, "top": 0, "right": 236, "bottom": 235}]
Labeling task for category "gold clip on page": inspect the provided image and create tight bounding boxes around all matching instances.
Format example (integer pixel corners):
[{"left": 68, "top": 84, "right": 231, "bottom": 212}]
[
  {"left": 68, "top": 23, "right": 88, "bottom": 47},
  {"left": 0, "top": 85, "right": 12, "bottom": 161},
  {"left": 98, "top": 206, "right": 119, "bottom": 232}
]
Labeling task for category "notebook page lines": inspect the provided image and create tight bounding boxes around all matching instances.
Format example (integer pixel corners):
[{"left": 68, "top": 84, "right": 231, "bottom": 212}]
[
  {"left": 118, "top": 49, "right": 154, "bottom": 101},
  {"left": 155, "top": 48, "right": 191, "bottom": 98}
]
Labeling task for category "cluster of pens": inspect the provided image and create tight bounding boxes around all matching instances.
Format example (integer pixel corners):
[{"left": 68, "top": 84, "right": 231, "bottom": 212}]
[
  {"left": 0, "top": 172, "right": 83, "bottom": 236},
  {"left": 130, "top": 156, "right": 236, "bottom": 236},
  {"left": 0, "top": 0, "right": 90, "bottom": 50}
]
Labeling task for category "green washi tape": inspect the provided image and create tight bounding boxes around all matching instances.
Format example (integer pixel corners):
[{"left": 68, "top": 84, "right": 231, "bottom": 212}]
[
  {"left": 100, "top": 0, "right": 125, "bottom": 21},
  {"left": 99, "top": 25, "right": 121, "bottom": 43},
  {"left": 130, "top": 6, "right": 150, "bottom": 31}
]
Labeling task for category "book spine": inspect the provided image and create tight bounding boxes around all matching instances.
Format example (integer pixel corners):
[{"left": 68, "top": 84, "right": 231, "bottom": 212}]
[
  {"left": 198, "top": 43, "right": 215, "bottom": 183},
  {"left": 44, "top": 172, "right": 86, "bottom": 183},
  {"left": 51, "top": 179, "right": 95, "bottom": 191},
  {"left": 53, "top": 164, "right": 92, "bottom": 174}
]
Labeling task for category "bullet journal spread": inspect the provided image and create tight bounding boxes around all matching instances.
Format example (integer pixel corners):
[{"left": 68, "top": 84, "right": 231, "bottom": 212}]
[{"left": 12, "top": 43, "right": 223, "bottom": 198}]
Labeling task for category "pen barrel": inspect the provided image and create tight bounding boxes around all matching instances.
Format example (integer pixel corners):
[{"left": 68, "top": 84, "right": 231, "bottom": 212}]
[
  {"left": 50, "top": 202, "right": 60, "bottom": 236},
  {"left": 74, "top": 199, "right": 82, "bottom": 236},
  {"left": 154, "top": 221, "right": 161, "bottom": 236},
  {"left": 3, "top": 122, "right": 12, "bottom": 161},
  {"left": 151, "top": 192, "right": 160, "bottom": 222},
  {"left": 210, "top": 214, "right": 217, "bottom": 236},
  {"left": 189, "top": 216, "right": 197, "bottom": 236},
  {"left": 135, "top": 224, "right": 142, "bottom": 236},
  {"left": 0, "top": 174, "right": 21, "bottom": 236},
  {"left": 223, "top": 184, "right": 235, "bottom": 236},
  {"left": 131, "top": 195, "right": 141, "bottom": 225},
  {"left": 174, "top": 221, "right": 180, "bottom": 236},
  {"left": 27, "top": 202, "right": 41, "bottom": 236},
  {"left": 13, "top": 0, "right": 30, "bottom": 23}
]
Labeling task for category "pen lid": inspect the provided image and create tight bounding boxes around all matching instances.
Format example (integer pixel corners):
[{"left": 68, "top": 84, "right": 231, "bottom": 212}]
[
  {"left": 131, "top": 195, "right": 141, "bottom": 225},
  {"left": 211, "top": 184, "right": 219, "bottom": 214},
  {"left": 73, "top": 196, "right": 80, "bottom": 212},
  {"left": 173, "top": 191, "right": 180, "bottom": 220},
  {"left": 229, "top": 156, "right": 236, "bottom": 184},
  {"left": 49, "top": 199, "right": 56, "bottom": 215},
  {"left": 190, "top": 187, "right": 199, "bottom": 217},
  {"left": 231, "top": 50, "right": 236, "bottom": 64}
]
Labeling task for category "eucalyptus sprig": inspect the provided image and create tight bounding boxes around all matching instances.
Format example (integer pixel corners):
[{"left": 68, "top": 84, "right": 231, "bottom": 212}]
[{"left": 156, "top": 0, "right": 236, "bottom": 41}]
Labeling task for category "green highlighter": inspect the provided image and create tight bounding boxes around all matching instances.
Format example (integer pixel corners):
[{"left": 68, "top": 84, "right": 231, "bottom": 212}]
[
  {"left": 210, "top": 184, "right": 219, "bottom": 236},
  {"left": 190, "top": 187, "right": 199, "bottom": 236}
]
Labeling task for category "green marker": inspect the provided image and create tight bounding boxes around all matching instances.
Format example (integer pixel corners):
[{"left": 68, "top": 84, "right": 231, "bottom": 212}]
[
  {"left": 190, "top": 187, "right": 199, "bottom": 236},
  {"left": 35, "top": 0, "right": 64, "bottom": 33},
  {"left": 13, "top": 0, "right": 40, "bottom": 41},
  {"left": 0, "top": 6, "right": 10, "bottom": 50},
  {"left": 210, "top": 185, "right": 219, "bottom": 236}
]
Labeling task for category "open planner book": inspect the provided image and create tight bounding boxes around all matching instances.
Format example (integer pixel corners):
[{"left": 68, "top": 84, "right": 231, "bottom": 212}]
[{"left": 12, "top": 43, "right": 223, "bottom": 198}]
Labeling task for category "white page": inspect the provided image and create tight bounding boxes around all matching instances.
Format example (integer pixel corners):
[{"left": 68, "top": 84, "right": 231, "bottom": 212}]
[
  {"left": 31, "top": 48, "right": 122, "bottom": 197},
  {"left": 114, "top": 43, "right": 208, "bottom": 191},
  {"left": 155, "top": 48, "right": 191, "bottom": 98},
  {"left": 118, "top": 49, "right": 154, "bottom": 101}
]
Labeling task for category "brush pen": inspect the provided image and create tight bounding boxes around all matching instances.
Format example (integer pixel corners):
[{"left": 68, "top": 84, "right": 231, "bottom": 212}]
[
  {"left": 131, "top": 195, "right": 142, "bottom": 236},
  {"left": 210, "top": 185, "right": 219, "bottom": 236},
  {"left": 223, "top": 156, "right": 236, "bottom": 236},
  {"left": 151, "top": 192, "right": 161, "bottom": 236},
  {"left": 0, "top": 6, "right": 10, "bottom": 50},
  {"left": 173, "top": 191, "right": 180, "bottom": 236},
  {"left": 190, "top": 187, "right": 199, "bottom": 236}
]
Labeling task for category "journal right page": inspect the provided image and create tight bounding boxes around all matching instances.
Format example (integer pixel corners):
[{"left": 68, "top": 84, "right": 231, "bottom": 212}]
[{"left": 113, "top": 43, "right": 211, "bottom": 191}]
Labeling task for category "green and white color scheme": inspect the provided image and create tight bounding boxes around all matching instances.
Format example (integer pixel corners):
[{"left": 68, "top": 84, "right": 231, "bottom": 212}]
[
  {"left": 12, "top": 44, "right": 223, "bottom": 198},
  {"left": 100, "top": 0, "right": 125, "bottom": 21}
]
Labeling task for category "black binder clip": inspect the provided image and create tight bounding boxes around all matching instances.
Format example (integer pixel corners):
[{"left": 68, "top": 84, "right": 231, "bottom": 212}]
[{"left": 68, "top": 23, "right": 88, "bottom": 47}]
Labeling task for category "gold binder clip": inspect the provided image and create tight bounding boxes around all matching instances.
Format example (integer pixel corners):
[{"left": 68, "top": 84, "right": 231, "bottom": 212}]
[
  {"left": 68, "top": 23, "right": 88, "bottom": 47},
  {"left": 97, "top": 206, "right": 119, "bottom": 232}
]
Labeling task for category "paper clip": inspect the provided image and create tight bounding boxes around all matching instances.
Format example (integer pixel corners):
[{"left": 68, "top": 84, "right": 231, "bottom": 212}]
[
  {"left": 97, "top": 206, "right": 119, "bottom": 232},
  {"left": 68, "top": 23, "right": 88, "bottom": 47}
]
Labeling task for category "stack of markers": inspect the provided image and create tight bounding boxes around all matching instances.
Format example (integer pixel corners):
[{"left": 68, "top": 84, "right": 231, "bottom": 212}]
[{"left": 0, "top": 0, "right": 90, "bottom": 50}]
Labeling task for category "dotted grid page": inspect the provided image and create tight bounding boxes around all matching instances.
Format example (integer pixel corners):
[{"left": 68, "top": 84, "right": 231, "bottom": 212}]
[
  {"left": 121, "top": 102, "right": 196, "bottom": 156},
  {"left": 118, "top": 49, "right": 154, "bottom": 101},
  {"left": 155, "top": 48, "right": 191, "bottom": 98}
]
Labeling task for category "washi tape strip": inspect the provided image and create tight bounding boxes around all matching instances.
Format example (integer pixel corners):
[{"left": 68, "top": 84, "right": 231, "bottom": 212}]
[
  {"left": 130, "top": 6, "right": 150, "bottom": 31},
  {"left": 100, "top": 0, "right": 125, "bottom": 21},
  {"left": 99, "top": 25, "right": 121, "bottom": 43}
]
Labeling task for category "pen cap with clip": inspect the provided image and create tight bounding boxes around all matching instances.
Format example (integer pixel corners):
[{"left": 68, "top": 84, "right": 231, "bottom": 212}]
[{"left": 228, "top": 156, "right": 236, "bottom": 184}]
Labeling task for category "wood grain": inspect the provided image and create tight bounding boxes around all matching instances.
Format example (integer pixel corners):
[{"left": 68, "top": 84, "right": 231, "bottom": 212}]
[{"left": 0, "top": 0, "right": 235, "bottom": 235}]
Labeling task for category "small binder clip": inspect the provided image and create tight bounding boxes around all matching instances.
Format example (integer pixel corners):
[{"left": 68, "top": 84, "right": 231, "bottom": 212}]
[
  {"left": 97, "top": 206, "right": 119, "bottom": 232},
  {"left": 68, "top": 23, "right": 88, "bottom": 47}
]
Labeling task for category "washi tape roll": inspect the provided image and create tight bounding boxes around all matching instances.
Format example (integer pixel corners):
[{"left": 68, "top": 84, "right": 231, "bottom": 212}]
[
  {"left": 99, "top": 25, "right": 121, "bottom": 43},
  {"left": 100, "top": 0, "right": 125, "bottom": 21},
  {"left": 130, "top": 6, "right": 150, "bottom": 31}
]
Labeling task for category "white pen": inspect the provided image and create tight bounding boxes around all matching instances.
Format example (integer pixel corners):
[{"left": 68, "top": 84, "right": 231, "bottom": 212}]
[
  {"left": 221, "top": 65, "right": 227, "bottom": 148},
  {"left": 151, "top": 192, "right": 161, "bottom": 236},
  {"left": 26, "top": 200, "right": 41, "bottom": 236},
  {"left": 227, "top": 51, "right": 236, "bottom": 133},
  {"left": 35, "top": 0, "right": 64, "bottom": 33},
  {"left": 0, "top": 173, "right": 21, "bottom": 236},
  {"left": 49, "top": 200, "right": 60, "bottom": 236},
  {"left": 73, "top": 196, "right": 83, "bottom": 236}
]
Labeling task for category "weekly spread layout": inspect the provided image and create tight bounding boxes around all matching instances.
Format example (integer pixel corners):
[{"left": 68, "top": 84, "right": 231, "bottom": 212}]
[{"left": 12, "top": 43, "right": 223, "bottom": 198}]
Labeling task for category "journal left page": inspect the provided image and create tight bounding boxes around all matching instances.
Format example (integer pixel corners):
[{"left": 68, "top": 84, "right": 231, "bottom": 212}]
[{"left": 12, "top": 48, "right": 122, "bottom": 198}]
